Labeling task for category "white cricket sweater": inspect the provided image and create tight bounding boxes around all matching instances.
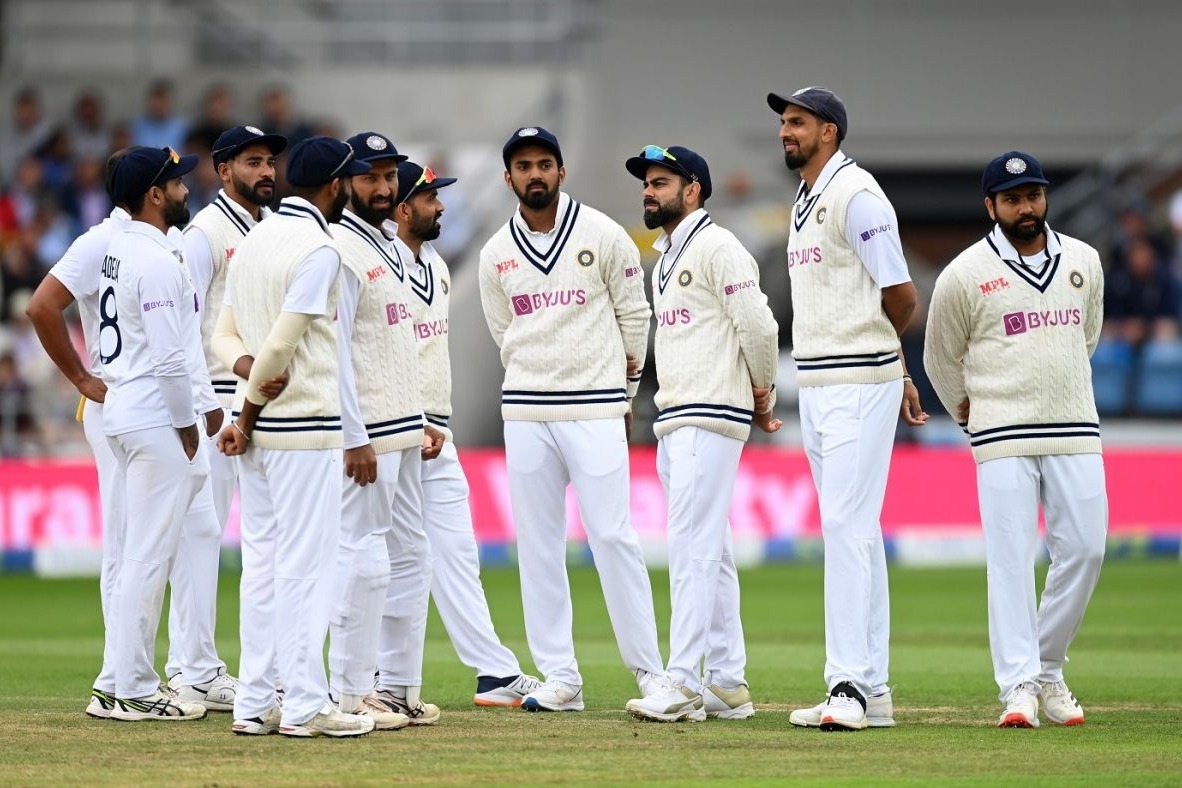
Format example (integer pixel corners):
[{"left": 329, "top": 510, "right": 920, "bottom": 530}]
[
  {"left": 404, "top": 238, "right": 454, "bottom": 439},
  {"left": 184, "top": 190, "right": 268, "bottom": 406},
  {"left": 650, "top": 210, "right": 779, "bottom": 441},
  {"left": 478, "top": 192, "right": 651, "bottom": 421},
  {"left": 787, "top": 155, "right": 903, "bottom": 386},
  {"left": 333, "top": 211, "right": 425, "bottom": 454},
  {"left": 227, "top": 198, "right": 342, "bottom": 450},
  {"left": 923, "top": 224, "right": 1104, "bottom": 463}
]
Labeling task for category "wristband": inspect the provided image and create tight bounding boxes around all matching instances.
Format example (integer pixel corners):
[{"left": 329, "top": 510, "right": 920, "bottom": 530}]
[
  {"left": 902, "top": 375, "right": 913, "bottom": 382},
  {"left": 231, "top": 421, "right": 251, "bottom": 442}
]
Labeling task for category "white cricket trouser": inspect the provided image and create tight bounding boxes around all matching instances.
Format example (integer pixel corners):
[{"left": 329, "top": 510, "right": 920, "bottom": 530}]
[
  {"left": 978, "top": 453, "right": 1107, "bottom": 701},
  {"left": 107, "top": 426, "right": 208, "bottom": 699},
  {"left": 504, "top": 419, "right": 663, "bottom": 687},
  {"left": 657, "top": 426, "right": 747, "bottom": 692},
  {"left": 799, "top": 380, "right": 901, "bottom": 698},
  {"left": 375, "top": 449, "right": 433, "bottom": 690},
  {"left": 206, "top": 407, "right": 238, "bottom": 529},
  {"left": 82, "top": 399, "right": 123, "bottom": 694},
  {"left": 421, "top": 440, "right": 521, "bottom": 679},
  {"left": 235, "top": 447, "right": 342, "bottom": 726}
]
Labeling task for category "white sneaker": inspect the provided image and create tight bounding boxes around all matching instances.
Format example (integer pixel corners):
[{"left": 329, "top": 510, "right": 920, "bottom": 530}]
[
  {"left": 998, "top": 681, "right": 1041, "bottom": 728},
  {"left": 633, "top": 668, "right": 662, "bottom": 696},
  {"left": 370, "top": 688, "right": 441, "bottom": 725},
  {"left": 86, "top": 688, "right": 115, "bottom": 719},
  {"left": 232, "top": 704, "right": 282, "bottom": 735},
  {"left": 172, "top": 668, "right": 237, "bottom": 712},
  {"left": 279, "top": 707, "right": 375, "bottom": 738},
  {"left": 818, "top": 682, "right": 868, "bottom": 731},
  {"left": 473, "top": 674, "right": 542, "bottom": 707},
  {"left": 702, "top": 683, "right": 755, "bottom": 720},
  {"left": 1038, "top": 680, "right": 1084, "bottom": 726},
  {"left": 110, "top": 689, "right": 206, "bottom": 721},
  {"left": 625, "top": 676, "right": 706, "bottom": 722},
  {"left": 342, "top": 692, "right": 410, "bottom": 730},
  {"left": 789, "top": 688, "right": 895, "bottom": 728},
  {"left": 521, "top": 679, "right": 584, "bottom": 712}
]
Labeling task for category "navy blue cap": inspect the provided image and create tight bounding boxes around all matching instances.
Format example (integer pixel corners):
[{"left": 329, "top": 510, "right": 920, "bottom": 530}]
[
  {"left": 285, "top": 136, "right": 371, "bottom": 187},
  {"left": 502, "top": 126, "right": 563, "bottom": 169},
  {"left": 395, "top": 161, "right": 457, "bottom": 206},
  {"left": 625, "top": 145, "right": 712, "bottom": 202},
  {"left": 110, "top": 145, "right": 199, "bottom": 204},
  {"left": 767, "top": 86, "right": 848, "bottom": 141},
  {"left": 982, "top": 151, "right": 1049, "bottom": 195},
  {"left": 210, "top": 125, "right": 287, "bottom": 168},
  {"left": 345, "top": 131, "right": 409, "bottom": 164}
]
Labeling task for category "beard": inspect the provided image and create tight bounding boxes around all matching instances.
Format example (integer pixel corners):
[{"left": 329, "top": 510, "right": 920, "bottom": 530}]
[
  {"left": 513, "top": 179, "right": 559, "bottom": 211},
  {"left": 409, "top": 210, "right": 441, "bottom": 241},
  {"left": 162, "top": 196, "right": 190, "bottom": 228},
  {"left": 349, "top": 190, "right": 393, "bottom": 226},
  {"left": 231, "top": 171, "right": 274, "bottom": 208},
  {"left": 783, "top": 138, "right": 816, "bottom": 171},
  {"left": 642, "top": 192, "right": 685, "bottom": 230},
  {"left": 327, "top": 180, "right": 350, "bottom": 223},
  {"left": 997, "top": 211, "right": 1047, "bottom": 244}
]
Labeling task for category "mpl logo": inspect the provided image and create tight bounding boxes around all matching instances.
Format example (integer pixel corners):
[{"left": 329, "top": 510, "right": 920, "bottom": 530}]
[{"left": 1003, "top": 312, "right": 1027, "bottom": 335}]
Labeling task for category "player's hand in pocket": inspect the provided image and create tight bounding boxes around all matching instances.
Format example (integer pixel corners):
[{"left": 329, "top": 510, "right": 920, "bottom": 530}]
[{"left": 178, "top": 423, "right": 201, "bottom": 461}]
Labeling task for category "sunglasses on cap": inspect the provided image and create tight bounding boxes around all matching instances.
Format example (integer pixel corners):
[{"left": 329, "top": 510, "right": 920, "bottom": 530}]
[
  {"left": 150, "top": 147, "right": 182, "bottom": 187},
  {"left": 328, "top": 147, "right": 357, "bottom": 179},
  {"left": 640, "top": 145, "right": 697, "bottom": 184}
]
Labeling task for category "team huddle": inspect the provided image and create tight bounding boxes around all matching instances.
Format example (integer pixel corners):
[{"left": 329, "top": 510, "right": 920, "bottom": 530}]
[{"left": 26, "top": 86, "right": 1108, "bottom": 736}]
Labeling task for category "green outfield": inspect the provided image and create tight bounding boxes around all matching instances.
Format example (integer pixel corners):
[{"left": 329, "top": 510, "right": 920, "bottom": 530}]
[{"left": 0, "top": 560, "right": 1179, "bottom": 786}]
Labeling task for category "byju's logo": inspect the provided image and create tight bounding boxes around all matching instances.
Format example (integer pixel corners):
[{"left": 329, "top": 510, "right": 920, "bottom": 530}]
[
  {"left": 1003, "top": 312, "right": 1027, "bottom": 335},
  {"left": 512, "top": 294, "right": 534, "bottom": 316},
  {"left": 386, "top": 302, "right": 411, "bottom": 325}
]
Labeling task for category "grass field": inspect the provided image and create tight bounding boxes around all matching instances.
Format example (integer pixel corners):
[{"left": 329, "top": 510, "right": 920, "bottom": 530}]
[{"left": 1, "top": 560, "right": 1180, "bottom": 786}]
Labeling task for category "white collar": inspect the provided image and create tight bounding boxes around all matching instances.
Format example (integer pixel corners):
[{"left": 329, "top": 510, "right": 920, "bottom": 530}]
[
  {"left": 512, "top": 191, "right": 571, "bottom": 237},
  {"left": 796, "top": 149, "right": 851, "bottom": 202},
  {"left": 988, "top": 222, "right": 1062, "bottom": 263},
  {"left": 652, "top": 208, "right": 710, "bottom": 255}
]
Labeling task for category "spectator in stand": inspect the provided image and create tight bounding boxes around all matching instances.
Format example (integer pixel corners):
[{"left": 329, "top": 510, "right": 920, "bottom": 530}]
[
  {"left": 188, "top": 82, "right": 236, "bottom": 152},
  {"left": 1, "top": 230, "right": 46, "bottom": 314},
  {"left": 73, "top": 157, "right": 112, "bottom": 230},
  {"left": 36, "top": 127, "right": 76, "bottom": 199},
  {"left": 130, "top": 78, "right": 189, "bottom": 149},
  {"left": 70, "top": 89, "right": 111, "bottom": 163},
  {"left": 0, "top": 157, "right": 47, "bottom": 243},
  {"left": 1110, "top": 202, "right": 1171, "bottom": 273},
  {"left": 1103, "top": 236, "right": 1181, "bottom": 346},
  {"left": 182, "top": 131, "right": 221, "bottom": 211},
  {"left": 0, "top": 350, "right": 38, "bottom": 456},
  {"left": 1, "top": 87, "right": 54, "bottom": 183},
  {"left": 30, "top": 192, "right": 79, "bottom": 269},
  {"left": 257, "top": 85, "right": 315, "bottom": 201}
]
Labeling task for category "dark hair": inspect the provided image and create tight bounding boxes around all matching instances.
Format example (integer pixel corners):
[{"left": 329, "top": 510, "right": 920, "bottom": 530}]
[
  {"left": 104, "top": 148, "right": 131, "bottom": 203},
  {"left": 125, "top": 190, "right": 148, "bottom": 214}
]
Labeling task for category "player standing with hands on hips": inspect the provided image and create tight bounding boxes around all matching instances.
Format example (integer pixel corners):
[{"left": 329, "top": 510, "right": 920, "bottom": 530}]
[
  {"left": 478, "top": 127, "right": 665, "bottom": 713},
  {"left": 924, "top": 152, "right": 1107, "bottom": 729},
  {"left": 768, "top": 87, "right": 928, "bottom": 732},
  {"left": 621, "top": 144, "right": 780, "bottom": 723},
  {"left": 214, "top": 136, "right": 375, "bottom": 738},
  {"left": 100, "top": 145, "right": 216, "bottom": 721}
]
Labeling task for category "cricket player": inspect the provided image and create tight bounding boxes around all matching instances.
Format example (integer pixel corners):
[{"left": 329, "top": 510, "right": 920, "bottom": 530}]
[
  {"left": 767, "top": 87, "right": 928, "bottom": 732},
  {"left": 394, "top": 159, "right": 541, "bottom": 707},
  {"left": 621, "top": 145, "right": 780, "bottom": 723},
  {"left": 26, "top": 150, "right": 238, "bottom": 717},
  {"left": 99, "top": 145, "right": 213, "bottom": 720},
  {"left": 478, "top": 126, "right": 664, "bottom": 712},
  {"left": 924, "top": 151, "right": 1107, "bottom": 728},
  {"left": 214, "top": 136, "right": 373, "bottom": 738},
  {"left": 327, "top": 131, "right": 439, "bottom": 728}
]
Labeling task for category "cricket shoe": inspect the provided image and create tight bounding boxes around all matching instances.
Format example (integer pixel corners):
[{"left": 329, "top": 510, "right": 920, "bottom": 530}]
[
  {"left": 790, "top": 687, "right": 894, "bottom": 728},
  {"left": 370, "top": 688, "right": 441, "bottom": 725},
  {"left": 279, "top": 706, "right": 374, "bottom": 738},
  {"left": 521, "top": 680, "right": 584, "bottom": 712},
  {"left": 819, "top": 681, "right": 868, "bottom": 731},
  {"left": 625, "top": 676, "right": 705, "bottom": 722},
  {"left": 1038, "top": 680, "right": 1084, "bottom": 726},
  {"left": 170, "top": 667, "right": 237, "bottom": 712},
  {"left": 474, "top": 674, "right": 543, "bottom": 707},
  {"left": 86, "top": 688, "right": 116, "bottom": 719},
  {"left": 232, "top": 704, "right": 283, "bottom": 736},
  {"left": 702, "top": 683, "right": 756, "bottom": 719},
  {"left": 110, "top": 689, "right": 206, "bottom": 721},
  {"left": 998, "top": 681, "right": 1041, "bottom": 728},
  {"left": 333, "top": 692, "right": 411, "bottom": 730},
  {"left": 634, "top": 668, "right": 663, "bottom": 697}
]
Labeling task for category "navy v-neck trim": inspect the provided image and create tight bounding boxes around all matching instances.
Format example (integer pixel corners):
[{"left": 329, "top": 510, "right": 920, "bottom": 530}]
[
  {"left": 339, "top": 215, "right": 405, "bottom": 280},
  {"left": 657, "top": 214, "right": 713, "bottom": 294},
  {"left": 508, "top": 199, "right": 581, "bottom": 275}
]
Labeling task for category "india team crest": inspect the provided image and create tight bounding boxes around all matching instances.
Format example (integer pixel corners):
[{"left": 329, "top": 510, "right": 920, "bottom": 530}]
[
  {"left": 678, "top": 270, "right": 693, "bottom": 287},
  {"left": 1069, "top": 270, "right": 1084, "bottom": 289},
  {"left": 245, "top": 125, "right": 264, "bottom": 136},
  {"left": 366, "top": 135, "right": 388, "bottom": 151},
  {"left": 441, "top": 279, "right": 449, "bottom": 294},
  {"left": 517, "top": 127, "right": 540, "bottom": 138},
  {"left": 1005, "top": 157, "right": 1027, "bottom": 174},
  {"left": 576, "top": 249, "right": 595, "bottom": 267},
  {"left": 816, "top": 206, "right": 827, "bottom": 225}
]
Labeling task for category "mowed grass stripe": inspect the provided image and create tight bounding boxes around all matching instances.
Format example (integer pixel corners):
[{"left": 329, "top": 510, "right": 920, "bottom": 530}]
[{"left": 0, "top": 561, "right": 1179, "bottom": 785}]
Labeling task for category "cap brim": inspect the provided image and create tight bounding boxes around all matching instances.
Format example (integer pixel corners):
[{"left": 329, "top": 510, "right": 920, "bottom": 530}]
[
  {"left": 989, "top": 175, "right": 1050, "bottom": 194},
  {"left": 343, "top": 159, "right": 373, "bottom": 176},
  {"left": 163, "top": 153, "right": 200, "bottom": 181},
  {"left": 767, "top": 92, "right": 791, "bottom": 115},
  {"left": 398, "top": 176, "right": 457, "bottom": 206},
  {"left": 359, "top": 152, "right": 410, "bottom": 164},
  {"left": 625, "top": 156, "right": 679, "bottom": 182}
]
